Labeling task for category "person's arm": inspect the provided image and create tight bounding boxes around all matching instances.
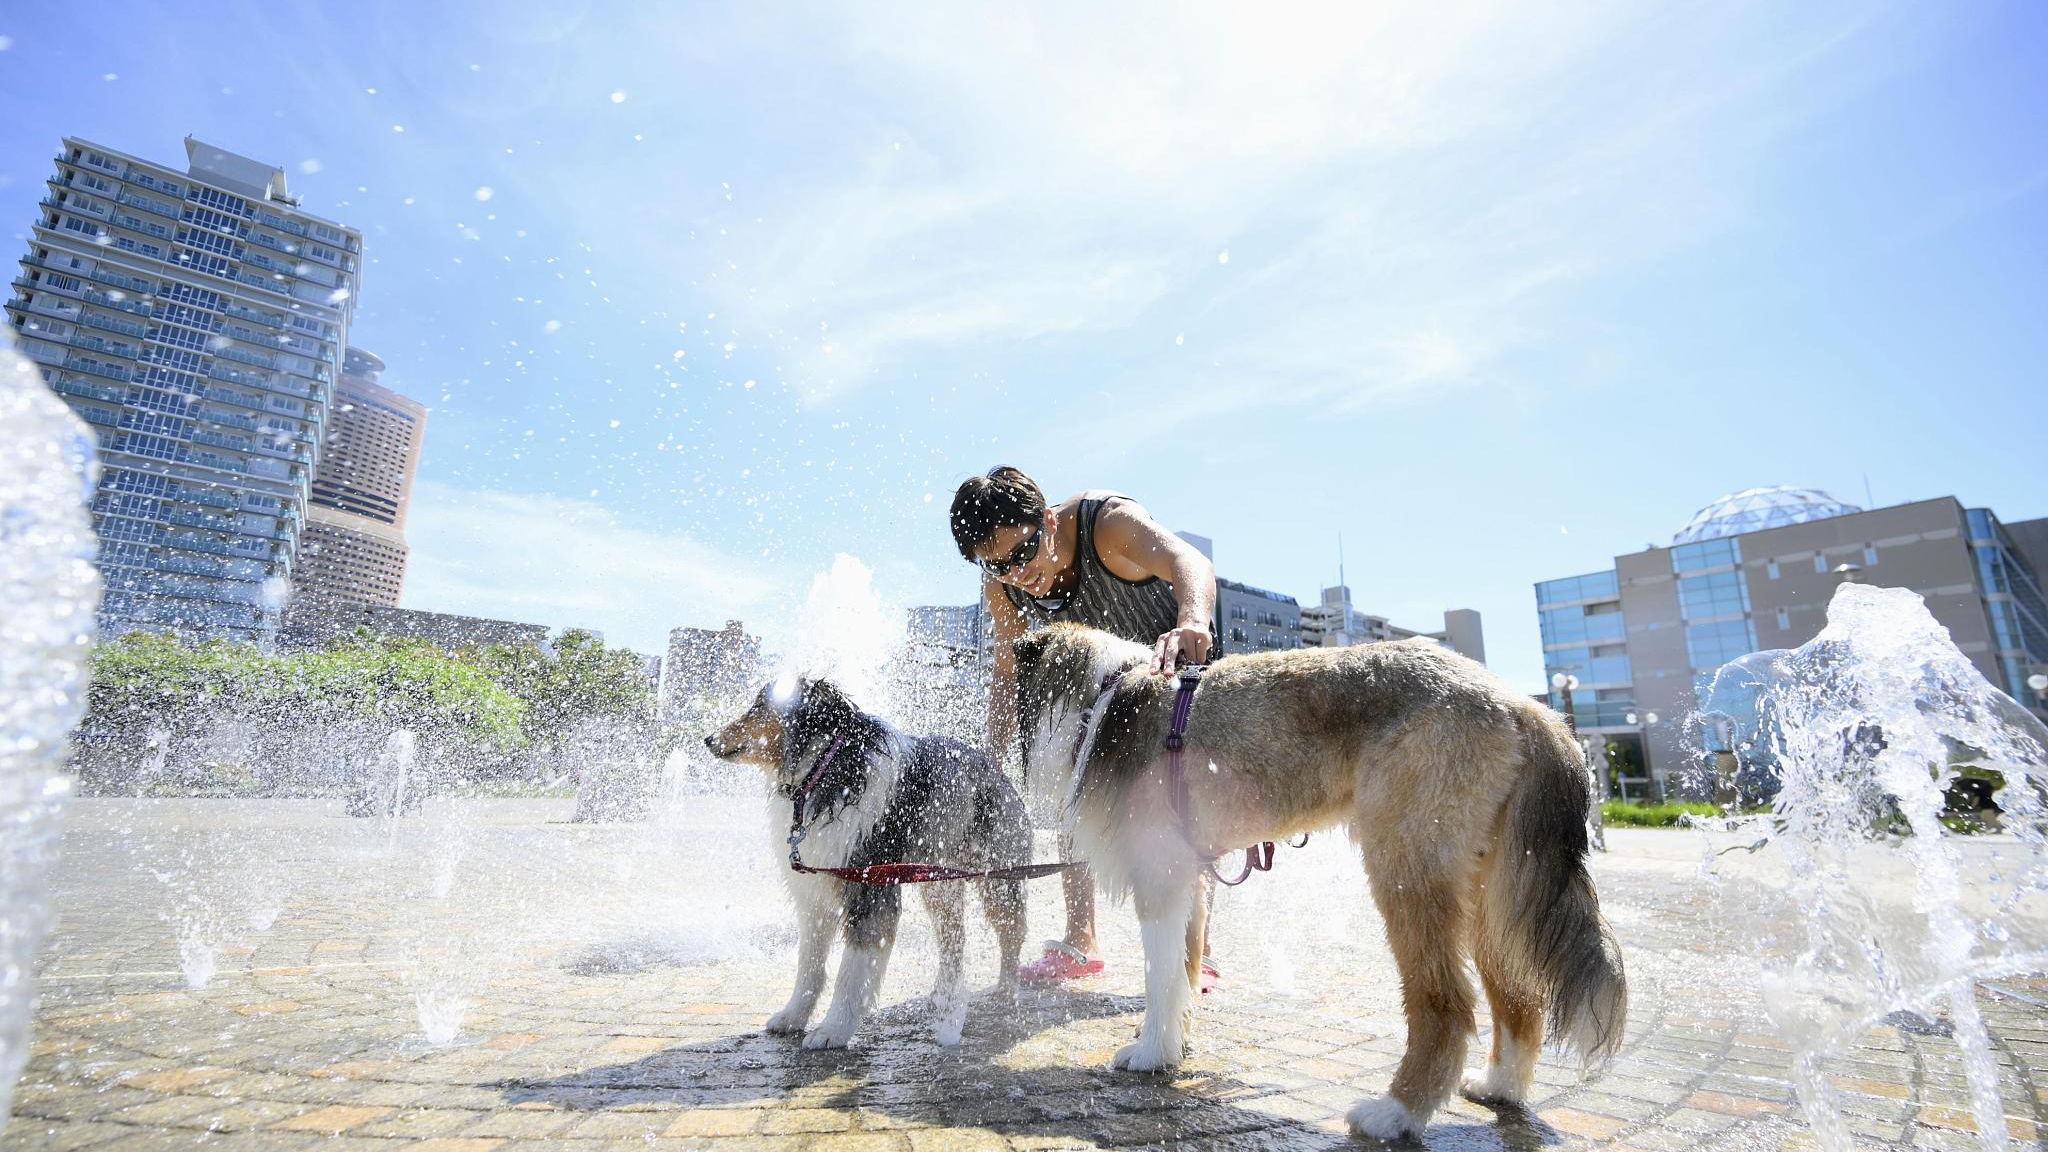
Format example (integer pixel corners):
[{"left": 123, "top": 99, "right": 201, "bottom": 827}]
[
  {"left": 1091, "top": 499, "right": 1217, "bottom": 671},
  {"left": 984, "top": 574, "right": 1027, "bottom": 767}
]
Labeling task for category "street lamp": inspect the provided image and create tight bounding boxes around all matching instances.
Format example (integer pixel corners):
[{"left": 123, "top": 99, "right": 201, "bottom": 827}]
[
  {"left": 1551, "top": 672, "right": 1607, "bottom": 851},
  {"left": 1549, "top": 671, "right": 1581, "bottom": 729},
  {"left": 1623, "top": 710, "right": 1660, "bottom": 802},
  {"left": 2028, "top": 673, "right": 2048, "bottom": 716}
]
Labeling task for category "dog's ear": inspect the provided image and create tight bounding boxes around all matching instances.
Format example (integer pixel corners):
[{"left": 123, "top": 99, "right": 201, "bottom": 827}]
[{"left": 1012, "top": 630, "right": 1052, "bottom": 674}]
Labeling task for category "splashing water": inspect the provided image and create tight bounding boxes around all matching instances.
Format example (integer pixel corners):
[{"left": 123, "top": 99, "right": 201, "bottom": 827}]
[
  {"left": 779, "top": 554, "right": 904, "bottom": 714},
  {"left": 414, "top": 988, "right": 469, "bottom": 1046},
  {"left": 0, "top": 336, "right": 99, "bottom": 1132},
  {"left": 178, "top": 935, "right": 218, "bottom": 991},
  {"left": 1700, "top": 583, "right": 2048, "bottom": 1151}
]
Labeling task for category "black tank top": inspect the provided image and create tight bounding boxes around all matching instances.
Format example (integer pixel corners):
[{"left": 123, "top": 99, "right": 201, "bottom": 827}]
[{"left": 1000, "top": 494, "right": 1210, "bottom": 648}]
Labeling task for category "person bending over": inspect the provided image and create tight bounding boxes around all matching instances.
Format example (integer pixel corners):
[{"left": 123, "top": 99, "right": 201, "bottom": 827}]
[{"left": 950, "top": 466, "right": 1221, "bottom": 989}]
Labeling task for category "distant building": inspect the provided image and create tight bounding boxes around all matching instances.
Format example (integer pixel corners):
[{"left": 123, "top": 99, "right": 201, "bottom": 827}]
[
  {"left": 292, "top": 347, "right": 425, "bottom": 607},
  {"left": 1299, "top": 586, "right": 1485, "bottom": 663},
  {"left": 8, "top": 136, "right": 361, "bottom": 643},
  {"left": 1215, "top": 579, "right": 1300, "bottom": 655},
  {"left": 278, "top": 599, "right": 547, "bottom": 652},
  {"left": 661, "top": 620, "right": 763, "bottom": 721},
  {"left": 1535, "top": 486, "right": 2048, "bottom": 796},
  {"left": 907, "top": 603, "right": 993, "bottom": 668}
]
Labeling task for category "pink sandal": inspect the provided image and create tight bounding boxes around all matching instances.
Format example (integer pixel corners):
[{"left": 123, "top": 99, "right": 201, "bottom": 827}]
[
  {"left": 1019, "top": 940, "right": 1104, "bottom": 984},
  {"left": 1199, "top": 957, "right": 1221, "bottom": 995}
]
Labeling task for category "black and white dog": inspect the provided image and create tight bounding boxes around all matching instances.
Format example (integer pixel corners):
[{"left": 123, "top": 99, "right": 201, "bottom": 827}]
[{"left": 705, "top": 675, "right": 1029, "bottom": 1048}]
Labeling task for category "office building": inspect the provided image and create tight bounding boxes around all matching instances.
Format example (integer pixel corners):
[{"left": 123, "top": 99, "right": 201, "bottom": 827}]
[
  {"left": 1216, "top": 579, "right": 1301, "bottom": 654},
  {"left": 1535, "top": 486, "right": 2048, "bottom": 795},
  {"left": 1299, "top": 586, "right": 1486, "bottom": 663},
  {"left": 7, "top": 136, "right": 360, "bottom": 642},
  {"left": 661, "top": 621, "right": 763, "bottom": 722},
  {"left": 293, "top": 347, "right": 425, "bottom": 607}
]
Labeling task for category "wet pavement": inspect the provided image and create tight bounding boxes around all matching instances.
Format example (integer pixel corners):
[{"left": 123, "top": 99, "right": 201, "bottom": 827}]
[{"left": 5, "top": 797, "right": 2046, "bottom": 1151}]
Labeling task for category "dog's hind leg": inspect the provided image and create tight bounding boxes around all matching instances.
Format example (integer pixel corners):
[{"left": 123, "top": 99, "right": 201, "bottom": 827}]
[
  {"left": 804, "top": 885, "right": 901, "bottom": 1050},
  {"left": 978, "top": 877, "right": 1026, "bottom": 1001},
  {"left": 766, "top": 886, "right": 834, "bottom": 1035},
  {"left": 1465, "top": 844, "right": 1544, "bottom": 1107},
  {"left": 1113, "top": 870, "right": 1198, "bottom": 1073},
  {"left": 918, "top": 880, "right": 969, "bottom": 1046},
  {"left": 1347, "top": 856, "right": 1476, "bottom": 1141},
  {"left": 1466, "top": 949, "right": 1543, "bottom": 1107}
]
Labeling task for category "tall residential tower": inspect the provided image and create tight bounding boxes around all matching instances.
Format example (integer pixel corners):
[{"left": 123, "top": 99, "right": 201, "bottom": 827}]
[
  {"left": 7, "top": 136, "right": 361, "bottom": 643},
  {"left": 292, "top": 347, "right": 426, "bottom": 607}
]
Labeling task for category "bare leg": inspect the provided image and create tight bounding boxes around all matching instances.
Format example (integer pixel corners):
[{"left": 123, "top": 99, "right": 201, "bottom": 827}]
[{"left": 1061, "top": 839, "right": 1098, "bottom": 954}]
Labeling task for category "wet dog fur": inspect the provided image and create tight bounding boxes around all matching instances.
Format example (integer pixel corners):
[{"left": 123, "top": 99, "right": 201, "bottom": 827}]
[
  {"left": 1013, "top": 623, "right": 1628, "bottom": 1139},
  {"left": 705, "top": 676, "right": 1029, "bottom": 1049}
]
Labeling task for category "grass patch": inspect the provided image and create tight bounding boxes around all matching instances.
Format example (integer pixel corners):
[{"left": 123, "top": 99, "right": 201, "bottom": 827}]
[{"left": 1600, "top": 800, "right": 1723, "bottom": 827}]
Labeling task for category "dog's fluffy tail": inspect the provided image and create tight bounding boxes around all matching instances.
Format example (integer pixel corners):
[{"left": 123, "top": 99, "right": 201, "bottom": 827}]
[{"left": 1486, "top": 708, "right": 1628, "bottom": 1064}]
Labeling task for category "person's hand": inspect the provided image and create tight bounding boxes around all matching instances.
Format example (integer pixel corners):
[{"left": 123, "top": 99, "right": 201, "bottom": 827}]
[{"left": 1153, "top": 625, "right": 1212, "bottom": 673}]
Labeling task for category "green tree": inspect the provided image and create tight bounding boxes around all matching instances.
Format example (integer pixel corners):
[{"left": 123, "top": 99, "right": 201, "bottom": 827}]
[{"left": 462, "top": 628, "right": 653, "bottom": 752}]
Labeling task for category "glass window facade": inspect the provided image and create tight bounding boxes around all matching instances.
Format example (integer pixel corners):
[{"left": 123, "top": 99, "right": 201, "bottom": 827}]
[
  {"left": 1677, "top": 570, "right": 1750, "bottom": 619},
  {"left": 1686, "top": 618, "right": 1757, "bottom": 670},
  {"left": 1540, "top": 605, "right": 1626, "bottom": 647},
  {"left": 1672, "top": 537, "right": 1740, "bottom": 573},
  {"left": 1535, "top": 570, "right": 1618, "bottom": 607}
]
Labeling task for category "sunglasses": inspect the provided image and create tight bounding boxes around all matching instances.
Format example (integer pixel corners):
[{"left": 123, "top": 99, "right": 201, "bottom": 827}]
[{"left": 978, "top": 526, "right": 1042, "bottom": 578}]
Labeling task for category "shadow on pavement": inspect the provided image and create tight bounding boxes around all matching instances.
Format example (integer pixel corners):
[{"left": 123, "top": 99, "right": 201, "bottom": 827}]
[{"left": 494, "top": 989, "right": 1570, "bottom": 1151}]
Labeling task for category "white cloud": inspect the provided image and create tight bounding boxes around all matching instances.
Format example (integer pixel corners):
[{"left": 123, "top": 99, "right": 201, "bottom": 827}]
[
  {"left": 685, "top": 0, "right": 1886, "bottom": 418},
  {"left": 400, "top": 481, "right": 778, "bottom": 654}
]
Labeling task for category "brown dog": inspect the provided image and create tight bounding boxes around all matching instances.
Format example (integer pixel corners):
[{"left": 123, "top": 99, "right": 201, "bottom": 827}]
[{"left": 1011, "top": 624, "right": 1627, "bottom": 1140}]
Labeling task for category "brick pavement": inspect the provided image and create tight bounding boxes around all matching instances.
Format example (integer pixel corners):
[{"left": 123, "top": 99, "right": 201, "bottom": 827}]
[{"left": 4, "top": 798, "right": 2044, "bottom": 1150}]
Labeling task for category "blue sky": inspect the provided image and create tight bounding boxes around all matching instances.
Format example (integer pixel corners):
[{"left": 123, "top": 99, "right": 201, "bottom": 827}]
[{"left": 5, "top": 1, "right": 2045, "bottom": 690}]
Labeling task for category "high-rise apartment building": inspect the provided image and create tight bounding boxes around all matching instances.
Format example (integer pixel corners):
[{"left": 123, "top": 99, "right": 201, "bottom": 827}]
[
  {"left": 1535, "top": 486, "right": 2048, "bottom": 795},
  {"left": 292, "top": 347, "right": 425, "bottom": 607},
  {"left": 6, "top": 136, "right": 360, "bottom": 642}
]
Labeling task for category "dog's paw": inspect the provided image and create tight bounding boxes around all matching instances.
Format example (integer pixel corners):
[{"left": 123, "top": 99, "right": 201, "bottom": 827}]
[
  {"left": 1460, "top": 1069, "right": 1526, "bottom": 1108},
  {"left": 763, "top": 1004, "right": 811, "bottom": 1035},
  {"left": 1111, "top": 1035, "right": 1182, "bottom": 1073},
  {"left": 1346, "top": 1094, "right": 1421, "bottom": 1141},
  {"left": 801, "top": 1015, "right": 857, "bottom": 1050}
]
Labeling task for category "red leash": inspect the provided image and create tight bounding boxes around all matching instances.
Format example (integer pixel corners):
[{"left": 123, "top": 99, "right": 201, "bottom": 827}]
[{"left": 786, "top": 735, "right": 1083, "bottom": 888}]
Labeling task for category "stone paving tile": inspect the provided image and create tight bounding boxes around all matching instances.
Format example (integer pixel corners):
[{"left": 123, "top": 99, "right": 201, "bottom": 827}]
[{"left": 8, "top": 801, "right": 2047, "bottom": 1151}]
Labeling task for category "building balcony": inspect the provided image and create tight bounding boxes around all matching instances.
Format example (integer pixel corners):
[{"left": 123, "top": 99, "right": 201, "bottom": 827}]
[
  {"left": 117, "top": 190, "right": 180, "bottom": 219},
  {"left": 41, "top": 195, "right": 110, "bottom": 220},
  {"left": 170, "top": 484, "right": 239, "bottom": 510},
  {"left": 62, "top": 355, "right": 132, "bottom": 381},
  {"left": 20, "top": 296, "right": 83, "bottom": 322},
  {"left": 84, "top": 289, "right": 151, "bottom": 316},
  {"left": 90, "top": 266, "right": 155, "bottom": 295},
  {"left": 221, "top": 302, "right": 283, "bottom": 329},
  {"left": 50, "top": 376, "right": 128, "bottom": 404},
  {"left": 212, "top": 344, "right": 276, "bottom": 369},
  {"left": 68, "top": 332, "right": 138, "bottom": 359},
  {"left": 75, "top": 405, "right": 122, "bottom": 427},
  {"left": 198, "top": 409, "right": 260, "bottom": 433},
  {"left": 77, "top": 310, "right": 149, "bottom": 339}
]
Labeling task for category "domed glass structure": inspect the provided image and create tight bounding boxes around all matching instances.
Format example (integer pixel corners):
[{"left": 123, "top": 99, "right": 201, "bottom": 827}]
[{"left": 1672, "top": 486, "right": 1862, "bottom": 545}]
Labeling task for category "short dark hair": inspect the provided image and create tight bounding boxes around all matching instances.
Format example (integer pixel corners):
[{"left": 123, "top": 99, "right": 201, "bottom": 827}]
[{"left": 950, "top": 466, "right": 1045, "bottom": 561}]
